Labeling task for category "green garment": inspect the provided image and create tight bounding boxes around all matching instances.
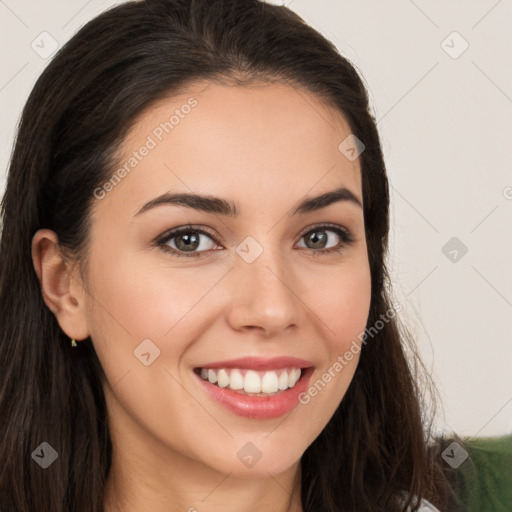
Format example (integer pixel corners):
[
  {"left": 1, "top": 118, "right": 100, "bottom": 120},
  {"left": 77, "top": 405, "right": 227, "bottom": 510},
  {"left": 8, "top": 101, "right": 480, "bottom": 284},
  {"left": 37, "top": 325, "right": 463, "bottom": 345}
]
[{"left": 451, "top": 434, "right": 512, "bottom": 511}]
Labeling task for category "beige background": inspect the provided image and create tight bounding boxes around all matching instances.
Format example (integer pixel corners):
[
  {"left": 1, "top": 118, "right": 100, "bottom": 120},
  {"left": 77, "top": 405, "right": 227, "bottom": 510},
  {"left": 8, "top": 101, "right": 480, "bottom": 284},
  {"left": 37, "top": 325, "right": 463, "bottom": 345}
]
[{"left": 1, "top": 0, "right": 511, "bottom": 437}]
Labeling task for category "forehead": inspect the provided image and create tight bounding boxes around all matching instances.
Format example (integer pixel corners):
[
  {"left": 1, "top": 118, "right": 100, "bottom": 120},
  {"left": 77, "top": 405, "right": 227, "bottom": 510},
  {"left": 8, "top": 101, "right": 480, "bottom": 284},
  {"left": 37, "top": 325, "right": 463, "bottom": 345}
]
[{"left": 96, "top": 80, "right": 362, "bottom": 220}]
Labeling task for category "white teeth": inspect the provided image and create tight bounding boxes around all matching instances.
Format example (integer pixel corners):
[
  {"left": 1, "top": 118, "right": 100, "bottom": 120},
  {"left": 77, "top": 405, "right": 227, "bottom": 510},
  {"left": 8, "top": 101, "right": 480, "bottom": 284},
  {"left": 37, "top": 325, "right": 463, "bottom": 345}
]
[
  {"left": 278, "top": 371, "right": 289, "bottom": 390},
  {"left": 261, "top": 371, "right": 279, "bottom": 393},
  {"left": 197, "top": 367, "right": 304, "bottom": 394},
  {"left": 288, "top": 368, "right": 301, "bottom": 387},
  {"left": 229, "top": 369, "right": 244, "bottom": 390},
  {"left": 217, "top": 369, "right": 229, "bottom": 388},
  {"left": 244, "top": 370, "right": 261, "bottom": 393}
]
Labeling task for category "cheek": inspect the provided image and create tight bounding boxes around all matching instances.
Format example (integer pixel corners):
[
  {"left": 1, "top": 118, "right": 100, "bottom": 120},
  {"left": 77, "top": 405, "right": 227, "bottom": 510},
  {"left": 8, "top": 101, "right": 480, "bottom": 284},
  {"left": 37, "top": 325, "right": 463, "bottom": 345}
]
[
  {"left": 84, "top": 253, "right": 226, "bottom": 443},
  {"left": 311, "top": 260, "right": 372, "bottom": 348},
  {"left": 88, "top": 251, "right": 218, "bottom": 338},
  {"left": 296, "top": 260, "right": 371, "bottom": 420},
  {"left": 84, "top": 248, "right": 234, "bottom": 393}
]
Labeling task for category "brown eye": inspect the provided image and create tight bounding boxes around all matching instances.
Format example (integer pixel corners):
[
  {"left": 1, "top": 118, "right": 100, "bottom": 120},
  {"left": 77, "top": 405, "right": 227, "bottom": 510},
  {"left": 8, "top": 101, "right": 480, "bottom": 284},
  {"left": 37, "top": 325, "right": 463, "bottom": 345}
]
[
  {"left": 173, "top": 232, "right": 201, "bottom": 252},
  {"left": 157, "top": 226, "right": 220, "bottom": 258},
  {"left": 156, "top": 223, "right": 354, "bottom": 259},
  {"left": 297, "top": 225, "right": 354, "bottom": 254},
  {"left": 303, "top": 230, "right": 329, "bottom": 249}
]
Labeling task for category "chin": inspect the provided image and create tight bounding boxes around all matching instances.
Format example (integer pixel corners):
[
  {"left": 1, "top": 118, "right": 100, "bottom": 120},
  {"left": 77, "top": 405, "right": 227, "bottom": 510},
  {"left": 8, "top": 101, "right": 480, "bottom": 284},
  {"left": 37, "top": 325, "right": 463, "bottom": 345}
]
[
  {"left": 228, "top": 459, "right": 302, "bottom": 480},
  {"left": 206, "top": 442, "right": 305, "bottom": 479}
]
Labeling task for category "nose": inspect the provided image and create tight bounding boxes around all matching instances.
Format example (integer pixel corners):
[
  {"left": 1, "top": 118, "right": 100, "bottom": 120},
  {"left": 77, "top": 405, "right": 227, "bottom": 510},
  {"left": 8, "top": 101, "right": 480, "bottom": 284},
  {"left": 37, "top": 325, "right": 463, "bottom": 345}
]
[{"left": 226, "top": 245, "right": 302, "bottom": 337}]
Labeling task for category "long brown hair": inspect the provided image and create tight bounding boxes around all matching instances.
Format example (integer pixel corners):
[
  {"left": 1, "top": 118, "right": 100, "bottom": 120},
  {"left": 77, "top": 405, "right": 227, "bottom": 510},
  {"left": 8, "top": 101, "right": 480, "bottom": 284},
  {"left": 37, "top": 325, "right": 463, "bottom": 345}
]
[{"left": 0, "top": 1, "right": 455, "bottom": 510}]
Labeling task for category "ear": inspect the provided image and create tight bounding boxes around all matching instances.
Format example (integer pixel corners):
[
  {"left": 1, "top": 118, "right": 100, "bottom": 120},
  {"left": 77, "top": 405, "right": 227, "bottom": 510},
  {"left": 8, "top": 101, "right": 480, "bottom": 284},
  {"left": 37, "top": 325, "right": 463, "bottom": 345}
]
[{"left": 31, "top": 229, "right": 90, "bottom": 342}]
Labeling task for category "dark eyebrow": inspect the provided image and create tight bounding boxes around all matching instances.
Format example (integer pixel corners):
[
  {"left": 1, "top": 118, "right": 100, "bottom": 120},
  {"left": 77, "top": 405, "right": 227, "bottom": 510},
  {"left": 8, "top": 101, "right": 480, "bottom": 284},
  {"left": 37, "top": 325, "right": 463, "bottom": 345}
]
[
  {"left": 134, "top": 186, "right": 362, "bottom": 217},
  {"left": 291, "top": 186, "right": 362, "bottom": 214}
]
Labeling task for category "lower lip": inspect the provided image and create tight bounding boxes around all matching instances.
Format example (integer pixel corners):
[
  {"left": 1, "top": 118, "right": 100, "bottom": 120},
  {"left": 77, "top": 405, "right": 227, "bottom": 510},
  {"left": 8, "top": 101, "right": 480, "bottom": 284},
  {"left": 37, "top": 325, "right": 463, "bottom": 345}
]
[{"left": 194, "top": 367, "right": 314, "bottom": 419}]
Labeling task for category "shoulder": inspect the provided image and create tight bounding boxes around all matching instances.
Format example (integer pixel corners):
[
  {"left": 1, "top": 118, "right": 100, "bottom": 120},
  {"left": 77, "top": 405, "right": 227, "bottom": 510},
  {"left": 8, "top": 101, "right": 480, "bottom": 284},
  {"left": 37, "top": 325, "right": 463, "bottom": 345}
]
[
  {"left": 406, "top": 497, "right": 441, "bottom": 512},
  {"left": 400, "top": 491, "right": 441, "bottom": 512}
]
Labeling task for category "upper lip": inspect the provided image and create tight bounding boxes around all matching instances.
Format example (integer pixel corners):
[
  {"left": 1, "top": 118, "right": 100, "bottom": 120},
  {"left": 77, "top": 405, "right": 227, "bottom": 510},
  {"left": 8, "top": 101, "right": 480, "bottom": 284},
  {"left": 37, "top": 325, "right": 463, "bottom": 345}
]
[{"left": 195, "top": 356, "right": 314, "bottom": 371}]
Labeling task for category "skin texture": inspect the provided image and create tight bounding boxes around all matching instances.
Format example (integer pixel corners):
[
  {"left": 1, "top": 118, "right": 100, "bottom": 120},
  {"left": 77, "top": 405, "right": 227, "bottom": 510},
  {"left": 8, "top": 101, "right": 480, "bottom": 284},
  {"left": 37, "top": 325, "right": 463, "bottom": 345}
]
[{"left": 31, "top": 81, "right": 372, "bottom": 512}]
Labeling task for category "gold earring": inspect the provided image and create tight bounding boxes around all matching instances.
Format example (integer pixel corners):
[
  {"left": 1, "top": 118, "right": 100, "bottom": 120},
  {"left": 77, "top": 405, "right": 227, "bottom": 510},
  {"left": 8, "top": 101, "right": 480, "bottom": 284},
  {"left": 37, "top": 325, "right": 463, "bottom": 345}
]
[{"left": 71, "top": 339, "right": 77, "bottom": 347}]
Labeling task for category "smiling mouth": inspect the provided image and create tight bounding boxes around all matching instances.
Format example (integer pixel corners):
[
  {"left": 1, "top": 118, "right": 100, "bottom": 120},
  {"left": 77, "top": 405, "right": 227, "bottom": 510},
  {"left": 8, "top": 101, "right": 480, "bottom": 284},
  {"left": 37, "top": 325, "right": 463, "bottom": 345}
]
[{"left": 193, "top": 366, "right": 308, "bottom": 396}]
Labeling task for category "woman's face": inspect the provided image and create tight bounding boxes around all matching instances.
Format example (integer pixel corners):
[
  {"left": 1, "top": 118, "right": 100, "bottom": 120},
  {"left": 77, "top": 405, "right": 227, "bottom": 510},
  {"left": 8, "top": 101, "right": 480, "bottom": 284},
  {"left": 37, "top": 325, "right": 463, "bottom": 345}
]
[{"left": 81, "top": 80, "right": 371, "bottom": 478}]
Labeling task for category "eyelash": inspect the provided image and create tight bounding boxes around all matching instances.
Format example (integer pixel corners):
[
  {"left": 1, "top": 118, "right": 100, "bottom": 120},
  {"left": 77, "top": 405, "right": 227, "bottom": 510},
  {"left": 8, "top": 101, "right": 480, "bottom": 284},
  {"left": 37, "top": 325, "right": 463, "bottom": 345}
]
[{"left": 155, "top": 223, "right": 355, "bottom": 259}]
